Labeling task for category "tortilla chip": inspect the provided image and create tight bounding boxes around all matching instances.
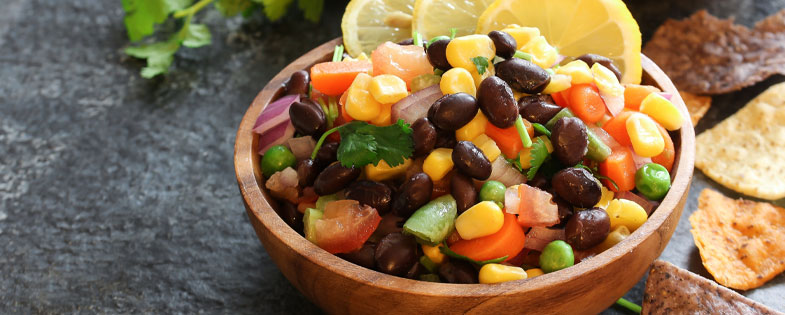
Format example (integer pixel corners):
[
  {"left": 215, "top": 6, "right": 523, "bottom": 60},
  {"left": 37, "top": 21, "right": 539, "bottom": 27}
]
[
  {"left": 689, "top": 189, "right": 785, "bottom": 290},
  {"left": 642, "top": 260, "right": 782, "bottom": 314},
  {"left": 695, "top": 82, "right": 785, "bottom": 200},
  {"left": 644, "top": 10, "right": 785, "bottom": 94},
  {"left": 679, "top": 91, "right": 711, "bottom": 125}
]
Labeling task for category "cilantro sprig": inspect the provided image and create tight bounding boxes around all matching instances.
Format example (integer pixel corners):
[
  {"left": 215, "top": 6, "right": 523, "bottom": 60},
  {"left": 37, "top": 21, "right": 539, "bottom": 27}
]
[
  {"left": 526, "top": 137, "right": 550, "bottom": 180},
  {"left": 471, "top": 56, "right": 489, "bottom": 75},
  {"left": 439, "top": 242, "right": 507, "bottom": 266},
  {"left": 123, "top": 0, "right": 324, "bottom": 78},
  {"left": 311, "top": 119, "right": 414, "bottom": 168}
]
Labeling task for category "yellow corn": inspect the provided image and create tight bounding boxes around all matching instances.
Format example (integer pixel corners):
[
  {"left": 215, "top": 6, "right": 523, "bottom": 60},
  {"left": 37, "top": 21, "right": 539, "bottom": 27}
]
[
  {"left": 639, "top": 93, "right": 683, "bottom": 131},
  {"left": 606, "top": 199, "right": 648, "bottom": 232},
  {"left": 370, "top": 103, "right": 392, "bottom": 126},
  {"left": 423, "top": 148, "right": 454, "bottom": 181},
  {"left": 440, "top": 67, "right": 477, "bottom": 96},
  {"left": 594, "top": 185, "right": 614, "bottom": 209},
  {"left": 501, "top": 25, "right": 540, "bottom": 50},
  {"left": 472, "top": 134, "right": 501, "bottom": 162},
  {"left": 626, "top": 113, "right": 665, "bottom": 157},
  {"left": 556, "top": 60, "right": 594, "bottom": 85},
  {"left": 455, "top": 201, "right": 505, "bottom": 240},
  {"left": 369, "top": 74, "right": 409, "bottom": 104},
  {"left": 520, "top": 35, "right": 558, "bottom": 69},
  {"left": 591, "top": 63, "right": 624, "bottom": 97},
  {"left": 421, "top": 244, "right": 446, "bottom": 264},
  {"left": 345, "top": 73, "right": 382, "bottom": 121},
  {"left": 595, "top": 225, "right": 631, "bottom": 252},
  {"left": 364, "top": 159, "right": 412, "bottom": 181},
  {"left": 445, "top": 35, "right": 495, "bottom": 72},
  {"left": 541, "top": 73, "right": 572, "bottom": 94},
  {"left": 479, "top": 263, "right": 527, "bottom": 284},
  {"left": 525, "top": 268, "right": 545, "bottom": 278},
  {"left": 456, "top": 111, "right": 487, "bottom": 141},
  {"left": 519, "top": 136, "right": 553, "bottom": 169}
]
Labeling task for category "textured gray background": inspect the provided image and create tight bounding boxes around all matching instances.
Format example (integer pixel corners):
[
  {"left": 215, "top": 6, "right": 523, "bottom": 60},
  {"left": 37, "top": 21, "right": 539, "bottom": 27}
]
[{"left": 0, "top": 0, "right": 783, "bottom": 313}]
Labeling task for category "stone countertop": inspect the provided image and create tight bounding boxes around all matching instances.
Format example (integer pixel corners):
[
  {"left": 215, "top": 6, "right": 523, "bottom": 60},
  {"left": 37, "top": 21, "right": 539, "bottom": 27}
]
[{"left": 1, "top": 0, "right": 783, "bottom": 313}]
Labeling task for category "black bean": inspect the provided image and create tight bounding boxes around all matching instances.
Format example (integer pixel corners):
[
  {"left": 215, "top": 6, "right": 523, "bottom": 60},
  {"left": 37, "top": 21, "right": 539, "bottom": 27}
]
[
  {"left": 276, "top": 201, "right": 304, "bottom": 234},
  {"left": 314, "top": 142, "right": 338, "bottom": 169},
  {"left": 375, "top": 232, "right": 419, "bottom": 276},
  {"left": 284, "top": 70, "right": 310, "bottom": 96},
  {"left": 412, "top": 118, "right": 437, "bottom": 157},
  {"left": 392, "top": 173, "right": 433, "bottom": 218},
  {"left": 477, "top": 76, "right": 518, "bottom": 128},
  {"left": 296, "top": 158, "right": 319, "bottom": 187},
  {"left": 405, "top": 261, "right": 426, "bottom": 280},
  {"left": 452, "top": 141, "right": 492, "bottom": 180},
  {"left": 488, "top": 31, "right": 517, "bottom": 59},
  {"left": 451, "top": 172, "right": 478, "bottom": 213},
  {"left": 313, "top": 162, "right": 361, "bottom": 195},
  {"left": 438, "top": 260, "right": 478, "bottom": 284},
  {"left": 289, "top": 98, "right": 326, "bottom": 137},
  {"left": 551, "top": 117, "right": 589, "bottom": 166},
  {"left": 576, "top": 54, "right": 622, "bottom": 81},
  {"left": 397, "top": 38, "right": 414, "bottom": 45},
  {"left": 528, "top": 173, "right": 550, "bottom": 191},
  {"left": 554, "top": 196, "right": 574, "bottom": 227},
  {"left": 495, "top": 59, "right": 551, "bottom": 94},
  {"left": 551, "top": 167, "right": 602, "bottom": 208},
  {"left": 428, "top": 93, "right": 479, "bottom": 131},
  {"left": 338, "top": 242, "right": 377, "bottom": 270},
  {"left": 345, "top": 180, "right": 392, "bottom": 215},
  {"left": 519, "top": 95, "right": 561, "bottom": 124},
  {"left": 434, "top": 127, "right": 457, "bottom": 149},
  {"left": 426, "top": 39, "right": 452, "bottom": 71},
  {"left": 565, "top": 208, "right": 610, "bottom": 250}
]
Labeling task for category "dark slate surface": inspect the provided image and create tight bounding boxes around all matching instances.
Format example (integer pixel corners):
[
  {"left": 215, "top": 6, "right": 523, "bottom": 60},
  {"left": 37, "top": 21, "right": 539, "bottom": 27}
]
[{"left": 0, "top": 0, "right": 783, "bottom": 314}]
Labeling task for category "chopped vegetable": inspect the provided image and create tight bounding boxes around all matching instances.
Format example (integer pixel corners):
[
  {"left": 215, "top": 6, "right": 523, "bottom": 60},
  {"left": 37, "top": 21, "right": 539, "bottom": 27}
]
[
  {"left": 514, "top": 115, "right": 533, "bottom": 148},
  {"left": 600, "top": 146, "right": 637, "bottom": 192},
  {"left": 402, "top": 195, "right": 458, "bottom": 245},
  {"left": 440, "top": 241, "right": 508, "bottom": 265},
  {"left": 372, "top": 42, "right": 434, "bottom": 89},
  {"left": 391, "top": 85, "right": 443, "bottom": 124},
  {"left": 485, "top": 120, "right": 532, "bottom": 158},
  {"left": 568, "top": 84, "right": 606, "bottom": 124},
  {"left": 449, "top": 213, "right": 525, "bottom": 262},
  {"left": 505, "top": 184, "right": 559, "bottom": 227},
  {"left": 651, "top": 123, "right": 675, "bottom": 172},
  {"left": 487, "top": 157, "right": 527, "bottom": 187},
  {"left": 313, "top": 200, "right": 382, "bottom": 254},
  {"left": 310, "top": 60, "right": 373, "bottom": 96},
  {"left": 524, "top": 226, "right": 566, "bottom": 251}
]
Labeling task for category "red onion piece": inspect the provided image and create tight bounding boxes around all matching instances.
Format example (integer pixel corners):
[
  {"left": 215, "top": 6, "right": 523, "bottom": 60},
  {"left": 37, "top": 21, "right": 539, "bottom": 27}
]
[
  {"left": 504, "top": 185, "right": 521, "bottom": 214},
  {"left": 658, "top": 92, "right": 673, "bottom": 100},
  {"left": 525, "top": 226, "right": 566, "bottom": 251},
  {"left": 600, "top": 90, "right": 624, "bottom": 116},
  {"left": 253, "top": 94, "right": 300, "bottom": 133},
  {"left": 506, "top": 184, "right": 559, "bottom": 227},
  {"left": 489, "top": 158, "right": 527, "bottom": 187},
  {"left": 286, "top": 136, "right": 316, "bottom": 163},
  {"left": 258, "top": 121, "right": 295, "bottom": 154},
  {"left": 391, "top": 85, "right": 442, "bottom": 124},
  {"left": 587, "top": 124, "right": 621, "bottom": 150},
  {"left": 631, "top": 151, "right": 653, "bottom": 170},
  {"left": 616, "top": 191, "right": 656, "bottom": 215}
]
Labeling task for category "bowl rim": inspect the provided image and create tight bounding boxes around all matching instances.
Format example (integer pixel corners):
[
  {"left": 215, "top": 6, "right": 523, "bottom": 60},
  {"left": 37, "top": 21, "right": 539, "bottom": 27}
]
[{"left": 234, "top": 37, "right": 695, "bottom": 297}]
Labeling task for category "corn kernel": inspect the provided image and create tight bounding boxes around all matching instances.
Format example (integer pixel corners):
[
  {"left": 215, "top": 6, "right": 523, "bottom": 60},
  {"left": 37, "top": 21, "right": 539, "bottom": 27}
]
[
  {"left": 606, "top": 199, "right": 648, "bottom": 232},
  {"left": 501, "top": 26, "right": 540, "bottom": 50},
  {"left": 471, "top": 63, "right": 494, "bottom": 88},
  {"left": 456, "top": 111, "right": 487, "bottom": 141},
  {"left": 525, "top": 268, "right": 545, "bottom": 278},
  {"left": 520, "top": 35, "right": 558, "bottom": 69},
  {"left": 364, "top": 159, "right": 412, "bottom": 181},
  {"left": 455, "top": 201, "right": 505, "bottom": 240},
  {"left": 345, "top": 73, "right": 382, "bottom": 121},
  {"left": 541, "top": 73, "right": 572, "bottom": 94},
  {"left": 423, "top": 148, "right": 454, "bottom": 181},
  {"left": 479, "top": 263, "right": 528, "bottom": 284},
  {"left": 370, "top": 103, "right": 392, "bottom": 126},
  {"left": 446, "top": 35, "right": 495, "bottom": 72},
  {"left": 639, "top": 93, "right": 683, "bottom": 131},
  {"left": 626, "top": 113, "right": 665, "bottom": 157},
  {"left": 422, "top": 244, "right": 446, "bottom": 264},
  {"left": 594, "top": 185, "right": 614, "bottom": 209},
  {"left": 595, "top": 225, "right": 631, "bottom": 252},
  {"left": 591, "top": 63, "right": 624, "bottom": 97},
  {"left": 472, "top": 134, "right": 501, "bottom": 162},
  {"left": 556, "top": 60, "right": 594, "bottom": 85},
  {"left": 369, "top": 74, "right": 409, "bottom": 104},
  {"left": 440, "top": 67, "right": 477, "bottom": 96}
]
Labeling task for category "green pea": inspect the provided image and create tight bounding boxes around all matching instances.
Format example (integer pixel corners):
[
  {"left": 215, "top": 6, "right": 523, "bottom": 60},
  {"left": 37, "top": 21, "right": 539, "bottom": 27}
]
[
  {"left": 635, "top": 163, "right": 671, "bottom": 200},
  {"left": 479, "top": 181, "right": 506, "bottom": 205},
  {"left": 261, "top": 145, "right": 296, "bottom": 178},
  {"left": 539, "top": 240, "right": 574, "bottom": 273}
]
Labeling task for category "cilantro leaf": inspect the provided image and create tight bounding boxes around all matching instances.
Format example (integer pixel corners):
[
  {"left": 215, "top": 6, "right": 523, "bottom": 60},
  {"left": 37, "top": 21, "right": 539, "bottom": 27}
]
[
  {"left": 260, "top": 0, "right": 294, "bottom": 21},
  {"left": 338, "top": 132, "right": 378, "bottom": 167},
  {"left": 526, "top": 137, "right": 550, "bottom": 180},
  {"left": 439, "top": 242, "right": 508, "bottom": 265},
  {"left": 297, "top": 0, "right": 324, "bottom": 22},
  {"left": 182, "top": 23, "right": 211, "bottom": 48},
  {"left": 471, "top": 56, "right": 489, "bottom": 75},
  {"left": 336, "top": 120, "right": 413, "bottom": 167},
  {"left": 122, "top": 0, "right": 191, "bottom": 41},
  {"left": 215, "top": 0, "right": 254, "bottom": 16},
  {"left": 369, "top": 119, "right": 413, "bottom": 167},
  {"left": 124, "top": 39, "right": 181, "bottom": 78}
]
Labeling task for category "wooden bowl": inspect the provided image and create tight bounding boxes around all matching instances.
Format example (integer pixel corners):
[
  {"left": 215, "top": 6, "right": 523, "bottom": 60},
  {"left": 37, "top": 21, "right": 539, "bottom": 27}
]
[{"left": 234, "top": 38, "right": 695, "bottom": 314}]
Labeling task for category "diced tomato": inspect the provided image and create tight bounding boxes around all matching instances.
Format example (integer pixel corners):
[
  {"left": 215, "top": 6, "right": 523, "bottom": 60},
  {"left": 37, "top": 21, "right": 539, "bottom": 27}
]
[
  {"left": 511, "top": 184, "right": 559, "bottom": 227},
  {"left": 371, "top": 42, "right": 433, "bottom": 89},
  {"left": 314, "top": 200, "right": 381, "bottom": 254}
]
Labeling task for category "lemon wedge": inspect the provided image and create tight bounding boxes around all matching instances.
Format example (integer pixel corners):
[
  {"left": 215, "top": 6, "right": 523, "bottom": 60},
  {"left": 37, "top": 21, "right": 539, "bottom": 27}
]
[
  {"left": 342, "top": 0, "right": 416, "bottom": 57},
  {"left": 476, "top": 0, "right": 641, "bottom": 84},
  {"left": 412, "top": 0, "right": 495, "bottom": 40}
]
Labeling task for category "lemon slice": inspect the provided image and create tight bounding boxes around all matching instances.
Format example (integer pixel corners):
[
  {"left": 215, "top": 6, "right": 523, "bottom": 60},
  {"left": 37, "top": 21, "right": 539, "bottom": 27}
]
[
  {"left": 412, "top": 0, "right": 495, "bottom": 40},
  {"left": 342, "top": 0, "right": 416, "bottom": 57},
  {"left": 476, "top": 0, "right": 641, "bottom": 84}
]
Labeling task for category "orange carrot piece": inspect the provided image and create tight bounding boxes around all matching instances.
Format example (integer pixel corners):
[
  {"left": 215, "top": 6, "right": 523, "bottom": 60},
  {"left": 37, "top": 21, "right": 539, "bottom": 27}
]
[
  {"left": 568, "top": 84, "right": 606, "bottom": 124},
  {"left": 599, "top": 146, "right": 637, "bottom": 192},
  {"left": 602, "top": 111, "right": 634, "bottom": 147},
  {"left": 485, "top": 120, "right": 533, "bottom": 158},
  {"left": 623, "top": 84, "right": 661, "bottom": 110},
  {"left": 552, "top": 89, "right": 570, "bottom": 108},
  {"left": 310, "top": 60, "right": 372, "bottom": 96},
  {"left": 651, "top": 122, "right": 675, "bottom": 172},
  {"left": 450, "top": 213, "right": 526, "bottom": 262}
]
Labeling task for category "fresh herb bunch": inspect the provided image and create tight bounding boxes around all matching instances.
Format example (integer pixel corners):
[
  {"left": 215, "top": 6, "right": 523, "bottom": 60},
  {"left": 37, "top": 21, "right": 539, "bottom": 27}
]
[{"left": 122, "top": 0, "right": 324, "bottom": 78}]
